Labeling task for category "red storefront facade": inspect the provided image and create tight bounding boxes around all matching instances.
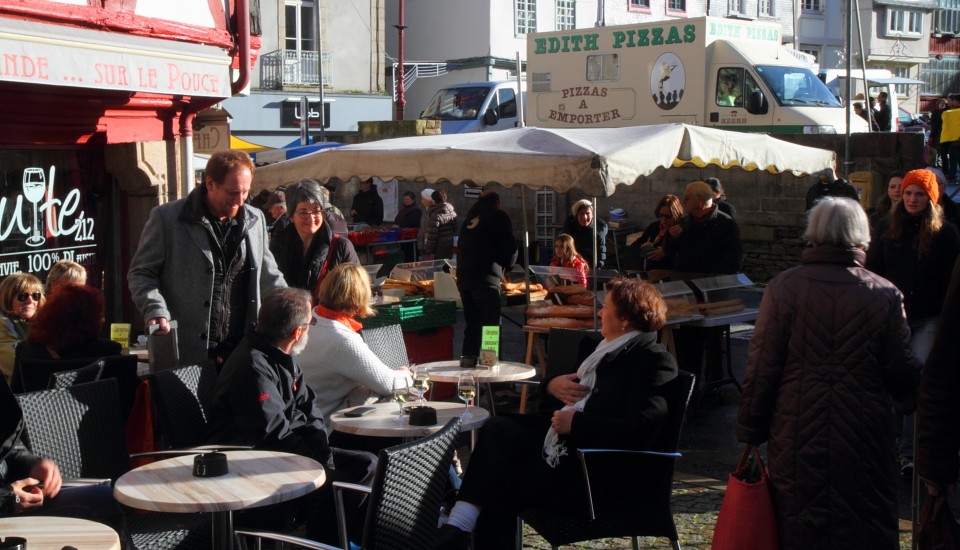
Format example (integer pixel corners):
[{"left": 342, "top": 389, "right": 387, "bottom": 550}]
[{"left": 0, "top": 0, "right": 258, "bottom": 326}]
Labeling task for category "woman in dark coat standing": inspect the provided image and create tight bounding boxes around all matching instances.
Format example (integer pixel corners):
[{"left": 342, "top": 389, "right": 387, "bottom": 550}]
[
  {"left": 737, "top": 196, "right": 921, "bottom": 550},
  {"left": 270, "top": 179, "right": 360, "bottom": 301},
  {"left": 866, "top": 168, "right": 960, "bottom": 472}
]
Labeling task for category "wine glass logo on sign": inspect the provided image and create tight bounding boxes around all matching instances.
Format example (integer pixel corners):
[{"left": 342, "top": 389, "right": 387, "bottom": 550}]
[{"left": 22, "top": 167, "right": 46, "bottom": 247}]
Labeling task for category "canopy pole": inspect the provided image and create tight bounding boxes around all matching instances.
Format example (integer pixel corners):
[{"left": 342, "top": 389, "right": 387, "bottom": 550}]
[
  {"left": 522, "top": 187, "right": 531, "bottom": 306},
  {"left": 592, "top": 196, "right": 598, "bottom": 330}
]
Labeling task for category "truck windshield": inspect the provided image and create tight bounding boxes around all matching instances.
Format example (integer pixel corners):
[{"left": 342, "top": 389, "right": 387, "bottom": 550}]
[
  {"left": 755, "top": 66, "right": 842, "bottom": 107},
  {"left": 421, "top": 87, "right": 491, "bottom": 120}
]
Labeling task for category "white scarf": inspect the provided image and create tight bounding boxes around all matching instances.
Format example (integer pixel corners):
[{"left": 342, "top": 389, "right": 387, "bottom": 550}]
[{"left": 543, "top": 330, "right": 640, "bottom": 467}]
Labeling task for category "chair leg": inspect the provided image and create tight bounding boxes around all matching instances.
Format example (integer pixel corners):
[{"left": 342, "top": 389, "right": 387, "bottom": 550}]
[
  {"left": 632, "top": 536, "right": 640, "bottom": 550},
  {"left": 515, "top": 517, "right": 523, "bottom": 550},
  {"left": 670, "top": 538, "right": 682, "bottom": 550}
]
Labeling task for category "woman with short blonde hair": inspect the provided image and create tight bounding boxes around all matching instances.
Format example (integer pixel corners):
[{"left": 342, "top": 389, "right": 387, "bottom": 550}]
[
  {"left": 45, "top": 260, "right": 86, "bottom": 294},
  {"left": 300, "top": 263, "right": 411, "bottom": 427}
]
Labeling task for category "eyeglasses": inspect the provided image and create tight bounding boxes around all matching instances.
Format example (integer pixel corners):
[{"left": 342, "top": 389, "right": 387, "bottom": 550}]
[
  {"left": 658, "top": 212, "right": 673, "bottom": 219},
  {"left": 302, "top": 317, "right": 317, "bottom": 328},
  {"left": 16, "top": 292, "right": 41, "bottom": 302},
  {"left": 295, "top": 209, "right": 324, "bottom": 219}
]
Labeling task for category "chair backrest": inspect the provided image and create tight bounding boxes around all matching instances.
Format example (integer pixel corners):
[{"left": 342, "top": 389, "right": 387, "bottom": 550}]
[
  {"left": 47, "top": 360, "right": 105, "bottom": 389},
  {"left": 148, "top": 363, "right": 218, "bottom": 449},
  {"left": 17, "top": 356, "right": 106, "bottom": 394},
  {"left": 361, "top": 417, "right": 462, "bottom": 550},
  {"left": 545, "top": 328, "right": 603, "bottom": 378},
  {"left": 654, "top": 370, "right": 696, "bottom": 453},
  {"left": 359, "top": 324, "right": 410, "bottom": 368},
  {"left": 15, "top": 378, "right": 130, "bottom": 480}
]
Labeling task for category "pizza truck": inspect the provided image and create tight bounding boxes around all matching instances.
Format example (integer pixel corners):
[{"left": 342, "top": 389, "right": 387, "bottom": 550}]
[{"left": 526, "top": 17, "right": 868, "bottom": 134}]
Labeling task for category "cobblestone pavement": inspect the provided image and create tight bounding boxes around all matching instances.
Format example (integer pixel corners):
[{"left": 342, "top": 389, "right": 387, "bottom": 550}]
[{"left": 516, "top": 472, "right": 914, "bottom": 549}]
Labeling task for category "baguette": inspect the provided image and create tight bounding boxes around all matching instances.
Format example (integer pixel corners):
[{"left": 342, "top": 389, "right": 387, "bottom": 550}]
[
  {"left": 548, "top": 284, "right": 590, "bottom": 296},
  {"left": 696, "top": 299, "right": 744, "bottom": 313},
  {"left": 700, "top": 304, "right": 745, "bottom": 316},
  {"left": 526, "top": 317, "right": 595, "bottom": 329},
  {"left": 526, "top": 305, "right": 595, "bottom": 318},
  {"left": 565, "top": 293, "right": 596, "bottom": 306}
]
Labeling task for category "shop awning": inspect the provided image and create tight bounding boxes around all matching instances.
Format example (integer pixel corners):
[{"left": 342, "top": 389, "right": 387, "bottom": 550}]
[
  {"left": 251, "top": 142, "right": 344, "bottom": 165},
  {"left": 230, "top": 135, "right": 273, "bottom": 152}
]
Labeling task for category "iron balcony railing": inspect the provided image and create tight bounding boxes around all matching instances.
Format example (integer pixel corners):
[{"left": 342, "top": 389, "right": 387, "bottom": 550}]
[{"left": 261, "top": 50, "right": 332, "bottom": 89}]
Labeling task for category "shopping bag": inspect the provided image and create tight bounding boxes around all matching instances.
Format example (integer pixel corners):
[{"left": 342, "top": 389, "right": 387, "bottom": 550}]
[
  {"left": 917, "top": 493, "right": 960, "bottom": 550},
  {"left": 711, "top": 445, "right": 779, "bottom": 550}
]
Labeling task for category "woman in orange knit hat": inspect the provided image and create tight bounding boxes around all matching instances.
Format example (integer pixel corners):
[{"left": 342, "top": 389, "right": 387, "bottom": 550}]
[{"left": 867, "top": 168, "right": 960, "bottom": 475}]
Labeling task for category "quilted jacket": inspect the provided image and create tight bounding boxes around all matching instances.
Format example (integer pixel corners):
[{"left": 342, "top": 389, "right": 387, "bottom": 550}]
[{"left": 737, "top": 245, "right": 920, "bottom": 550}]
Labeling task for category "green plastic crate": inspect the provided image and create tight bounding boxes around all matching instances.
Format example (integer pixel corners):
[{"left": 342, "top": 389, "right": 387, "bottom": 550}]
[{"left": 361, "top": 298, "right": 457, "bottom": 332}]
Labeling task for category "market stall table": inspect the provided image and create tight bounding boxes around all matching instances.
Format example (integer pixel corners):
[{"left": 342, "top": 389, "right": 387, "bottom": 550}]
[
  {"left": 330, "top": 401, "right": 489, "bottom": 438},
  {"left": 113, "top": 450, "right": 325, "bottom": 550},
  {"left": 423, "top": 360, "right": 537, "bottom": 415},
  {"left": 0, "top": 516, "right": 120, "bottom": 550}
]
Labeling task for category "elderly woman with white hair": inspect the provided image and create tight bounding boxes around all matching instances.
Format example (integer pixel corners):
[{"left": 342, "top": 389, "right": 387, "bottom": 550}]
[
  {"left": 561, "top": 199, "right": 608, "bottom": 268},
  {"left": 737, "top": 196, "right": 921, "bottom": 550}
]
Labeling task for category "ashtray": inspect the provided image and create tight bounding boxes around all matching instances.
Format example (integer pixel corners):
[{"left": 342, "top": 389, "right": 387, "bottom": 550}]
[
  {"left": 408, "top": 405, "right": 438, "bottom": 426},
  {"left": 193, "top": 452, "right": 229, "bottom": 478}
]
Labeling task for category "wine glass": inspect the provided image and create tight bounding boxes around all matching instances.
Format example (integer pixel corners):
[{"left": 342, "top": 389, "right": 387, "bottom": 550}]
[
  {"left": 391, "top": 377, "right": 409, "bottom": 422},
  {"left": 22, "top": 167, "right": 46, "bottom": 247},
  {"left": 457, "top": 373, "right": 476, "bottom": 419},
  {"left": 410, "top": 366, "right": 431, "bottom": 407}
]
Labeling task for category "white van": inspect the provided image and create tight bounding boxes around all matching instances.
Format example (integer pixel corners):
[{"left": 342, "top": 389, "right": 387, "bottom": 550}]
[
  {"left": 818, "top": 68, "right": 925, "bottom": 132},
  {"left": 419, "top": 81, "right": 523, "bottom": 134}
]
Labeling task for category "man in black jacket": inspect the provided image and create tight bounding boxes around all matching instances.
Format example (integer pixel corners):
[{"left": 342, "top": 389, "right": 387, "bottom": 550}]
[
  {"left": 350, "top": 178, "right": 384, "bottom": 226},
  {"left": 456, "top": 191, "right": 518, "bottom": 356},
  {"left": 206, "top": 287, "right": 375, "bottom": 544},
  {"left": 670, "top": 181, "right": 742, "bottom": 275}
]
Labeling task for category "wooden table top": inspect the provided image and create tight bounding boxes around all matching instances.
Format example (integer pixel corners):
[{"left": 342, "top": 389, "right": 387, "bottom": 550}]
[
  {"left": 113, "top": 450, "right": 325, "bottom": 514},
  {"left": 330, "top": 401, "right": 489, "bottom": 437},
  {"left": 421, "top": 360, "right": 536, "bottom": 383},
  {"left": 0, "top": 515, "right": 120, "bottom": 550}
]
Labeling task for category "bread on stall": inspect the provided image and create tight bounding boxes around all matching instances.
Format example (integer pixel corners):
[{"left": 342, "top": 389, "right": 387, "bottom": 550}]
[
  {"left": 565, "top": 293, "right": 596, "bottom": 306},
  {"left": 696, "top": 299, "right": 745, "bottom": 316},
  {"left": 526, "top": 317, "right": 596, "bottom": 329},
  {"left": 529, "top": 289, "right": 549, "bottom": 301},
  {"left": 548, "top": 284, "right": 590, "bottom": 296},
  {"left": 663, "top": 297, "right": 698, "bottom": 320},
  {"left": 526, "top": 305, "right": 595, "bottom": 318}
]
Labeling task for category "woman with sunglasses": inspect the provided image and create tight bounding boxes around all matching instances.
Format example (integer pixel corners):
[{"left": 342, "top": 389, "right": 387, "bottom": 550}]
[
  {"left": 0, "top": 273, "right": 44, "bottom": 385},
  {"left": 270, "top": 179, "right": 360, "bottom": 303}
]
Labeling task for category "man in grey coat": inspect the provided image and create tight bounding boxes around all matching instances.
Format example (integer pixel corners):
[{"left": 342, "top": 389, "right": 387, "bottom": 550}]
[{"left": 128, "top": 150, "right": 286, "bottom": 367}]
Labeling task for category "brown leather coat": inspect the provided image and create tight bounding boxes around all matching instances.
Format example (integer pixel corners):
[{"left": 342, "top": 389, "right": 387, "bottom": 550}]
[{"left": 737, "top": 245, "right": 920, "bottom": 550}]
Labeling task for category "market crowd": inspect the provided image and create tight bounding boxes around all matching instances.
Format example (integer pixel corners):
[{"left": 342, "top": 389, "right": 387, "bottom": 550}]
[{"left": 1, "top": 149, "right": 958, "bottom": 550}]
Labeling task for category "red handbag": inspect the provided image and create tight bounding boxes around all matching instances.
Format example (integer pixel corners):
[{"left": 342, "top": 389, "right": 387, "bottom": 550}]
[
  {"left": 917, "top": 493, "right": 960, "bottom": 550},
  {"left": 712, "top": 445, "right": 780, "bottom": 550}
]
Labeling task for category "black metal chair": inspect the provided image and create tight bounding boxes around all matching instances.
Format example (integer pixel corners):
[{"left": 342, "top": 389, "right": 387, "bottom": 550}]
[
  {"left": 517, "top": 371, "right": 696, "bottom": 550},
  {"left": 47, "top": 359, "right": 104, "bottom": 389},
  {"left": 148, "top": 363, "right": 219, "bottom": 449},
  {"left": 15, "top": 379, "right": 209, "bottom": 549},
  {"left": 236, "top": 417, "right": 463, "bottom": 550},
  {"left": 14, "top": 354, "right": 140, "bottom": 421},
  {"left": 359, "top": 323, "right": 410, "bottom": 368}
]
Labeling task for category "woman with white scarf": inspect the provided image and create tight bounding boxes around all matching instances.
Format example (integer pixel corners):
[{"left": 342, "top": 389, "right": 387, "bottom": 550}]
[{"left": 435, "top": 278, "right": 678, "bottom": 549}]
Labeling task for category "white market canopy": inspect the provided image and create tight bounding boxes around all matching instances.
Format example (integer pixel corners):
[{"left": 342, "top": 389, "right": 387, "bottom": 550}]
[{"left": 253, "top": 123, "right": 836, "bottom": 197}]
